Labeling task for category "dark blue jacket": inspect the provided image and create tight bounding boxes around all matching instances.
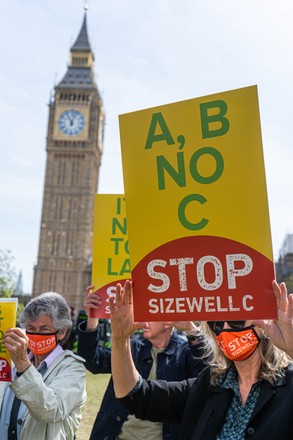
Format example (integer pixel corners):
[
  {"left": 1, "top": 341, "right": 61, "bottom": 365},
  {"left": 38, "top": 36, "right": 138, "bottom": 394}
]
[{"left": 78, "top": 321, "right": 206, "bottom": 440}]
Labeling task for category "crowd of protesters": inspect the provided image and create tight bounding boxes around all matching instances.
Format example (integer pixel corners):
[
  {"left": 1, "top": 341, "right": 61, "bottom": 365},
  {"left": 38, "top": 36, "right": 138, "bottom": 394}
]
[{"left": 1, "top": 278, "right": 292, "bottom": 440}]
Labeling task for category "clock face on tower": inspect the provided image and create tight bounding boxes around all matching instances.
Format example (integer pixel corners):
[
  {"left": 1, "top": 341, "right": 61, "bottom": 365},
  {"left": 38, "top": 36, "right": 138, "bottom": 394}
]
[{"left": 58, "top": 110, "right": 85, "bottom": 136}]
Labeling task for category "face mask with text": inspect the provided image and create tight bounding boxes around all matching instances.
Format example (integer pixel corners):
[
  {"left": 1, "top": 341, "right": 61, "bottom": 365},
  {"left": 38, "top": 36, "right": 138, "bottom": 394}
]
[
  {"left": 216, "top": 326, "right": 260, "bottom": 361},
  {"left": 26, "top": 332, "right": 58, "bottom": 356}
]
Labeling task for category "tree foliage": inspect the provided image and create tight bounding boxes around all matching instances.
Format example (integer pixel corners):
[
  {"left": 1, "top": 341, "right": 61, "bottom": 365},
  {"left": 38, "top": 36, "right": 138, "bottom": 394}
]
[{"left": 0, "top": 249, "right": 17, "bottom": 298}]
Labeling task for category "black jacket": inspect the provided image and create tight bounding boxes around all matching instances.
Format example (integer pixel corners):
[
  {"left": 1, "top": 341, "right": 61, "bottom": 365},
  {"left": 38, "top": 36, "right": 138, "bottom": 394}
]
[
  {"left": 78, "top": 321, "right": 206, "bottom": 440},
  {"left": 119, "top": 364, "right": 293, "bottom": 440}
]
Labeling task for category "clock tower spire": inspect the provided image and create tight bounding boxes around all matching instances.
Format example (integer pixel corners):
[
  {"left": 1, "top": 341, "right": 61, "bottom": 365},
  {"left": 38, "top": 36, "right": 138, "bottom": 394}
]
[
  {"left": 32, "top": 11, "right": 105, "bottom": 312},
  {"left": 59, "top": 11, "right": 95, "bottom": 90}
]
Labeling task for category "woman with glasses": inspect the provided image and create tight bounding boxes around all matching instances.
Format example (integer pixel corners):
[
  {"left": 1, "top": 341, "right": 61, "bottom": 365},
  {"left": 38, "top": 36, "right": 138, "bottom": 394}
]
[{"left": 109, "top": 280, "right": 293, "bottom": 440}]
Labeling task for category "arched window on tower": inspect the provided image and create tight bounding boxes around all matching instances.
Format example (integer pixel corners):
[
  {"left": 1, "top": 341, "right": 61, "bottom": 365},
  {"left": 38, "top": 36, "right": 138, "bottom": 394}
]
[
  {"left": 57, "top": 158, "right": 67, "bottom": 185},
  {"left": 68, "top": 197, "right": 78, "bottom": 220},
  {"left": 51, "top": 232, "right": 61, "bottom": 256},
  {"left": 66, "top": 230, "right": 74, "bottom": 256},
  {"left": 48, "top": 271, "right": 57, "bottom": 292},
  {"left": 62, "top": 270, "right": 71, "bottom": 294},
  {"left": 71, "top": 159, "right": 80, "bottom": 186},
  {"left": 54, "top": 195, "right": 63, "bottom": 220}
]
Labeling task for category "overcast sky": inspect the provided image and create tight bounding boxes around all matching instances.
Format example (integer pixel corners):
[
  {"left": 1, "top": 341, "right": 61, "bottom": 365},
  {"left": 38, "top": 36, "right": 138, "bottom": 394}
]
[{"left": 1, "top": 0, "right": 292, "bottom": 293}]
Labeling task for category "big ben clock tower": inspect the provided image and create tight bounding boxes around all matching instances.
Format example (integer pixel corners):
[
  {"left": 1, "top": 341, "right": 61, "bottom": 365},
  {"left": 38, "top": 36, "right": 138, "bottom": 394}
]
[{"left": 32, "top": 11, "right": 105, "bottom": 312}]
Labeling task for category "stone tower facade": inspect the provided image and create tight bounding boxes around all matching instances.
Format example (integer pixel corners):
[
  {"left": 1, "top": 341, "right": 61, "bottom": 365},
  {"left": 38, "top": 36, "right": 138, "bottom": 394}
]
[{"left": 32, "top": 13, "right": 105, "bottom": 312}]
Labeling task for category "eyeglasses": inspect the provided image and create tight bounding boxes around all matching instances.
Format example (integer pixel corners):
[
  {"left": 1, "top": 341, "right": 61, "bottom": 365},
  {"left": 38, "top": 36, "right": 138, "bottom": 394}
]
[{"left": 207, "top": 321, "right": 246, "bottom": 335}]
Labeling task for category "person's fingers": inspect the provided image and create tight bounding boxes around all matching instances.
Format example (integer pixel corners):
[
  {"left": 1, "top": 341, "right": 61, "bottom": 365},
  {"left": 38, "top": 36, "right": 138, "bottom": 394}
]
[
  {"left": 84, "top": 301, "right": 102, "bottom": 310},
  {"left": 84, "top": 293, "right": 101, "bottom": 301},
  {"left": 86, "top": 285, "right": 94, "bottom": 295},
  {"left": 288, "top": 294, "right": 293, "bottom": 320},
  {"left": 133, "top": 321, "right": 147, "bottom": 330},
  {"left": 123, "top": 280, "right": 132, "bottom": 305},
  {"left": 4, "top": 333, "right": 27, "bottom": 344},
  {"left": 4, "top": 334, "right": 27, "bottom": 353},
  {"left": 279, "top": 282, "right": 288, "bottom": 313},
  {"left": 84, "top": 293, "right": 102, "bottom": 307},
  {"left": 252, "top": 319, "right": 269, "bottom": 333},
  {"left": 172, "top": 321, "right": 194, "bottom": 330},
  {"left": 272, "top": 280, "right": 281, "bottom": 311},
  {"left": 3, "top": 340, "right": 17, "bottom": 354},
  {"left": 115, "top": 283, "right": 123, "bottom": 306},
  {"left": 109, "top": 296, "right": 116, "bottom": 313},
  {"left": 6, "top": 327, "right": 26, "bottom": 336},
  {"left": 5, "top": 328, "right": 27, "bottom": 342},
  {"left": 4, "top": 336, "right": 25, "bottom": 348}
]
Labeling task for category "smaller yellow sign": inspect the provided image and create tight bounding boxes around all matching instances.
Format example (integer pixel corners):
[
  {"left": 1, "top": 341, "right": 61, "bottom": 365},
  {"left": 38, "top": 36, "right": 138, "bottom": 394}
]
[
  {"left": 0, "top": 298, "right": 18, "bottom": 382},
  {"left": 92, "top": 194, "right": 130, "bottom": 317}
]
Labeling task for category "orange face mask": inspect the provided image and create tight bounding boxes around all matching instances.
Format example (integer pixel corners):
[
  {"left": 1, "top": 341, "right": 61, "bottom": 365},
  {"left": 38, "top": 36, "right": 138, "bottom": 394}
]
[
  {"left": 26, "top": 332, "right": 58, "bottom": 356},
  {"left": 216, "top": 326, "right": 260, "bottom": 361}
]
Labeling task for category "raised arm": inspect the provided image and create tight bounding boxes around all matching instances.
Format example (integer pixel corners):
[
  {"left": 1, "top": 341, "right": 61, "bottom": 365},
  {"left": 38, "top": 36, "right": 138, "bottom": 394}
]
[
  {"left": 77, "top": 286, "right": 112, "bottom": 374},
  {"left": 253, "top": 280, "right": 293, "bottom": 358},
  {"left": 83, "top": 285, "right": 101, "bottom": 331},
  {"left": 109, "top": 280, "right": 145, "bottom": 398}
]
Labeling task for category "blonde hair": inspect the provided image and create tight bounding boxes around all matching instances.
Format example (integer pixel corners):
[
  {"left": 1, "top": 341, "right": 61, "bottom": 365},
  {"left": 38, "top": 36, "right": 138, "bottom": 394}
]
[{"left": 199, "top": 322, "right": 292, "bottom": 385}]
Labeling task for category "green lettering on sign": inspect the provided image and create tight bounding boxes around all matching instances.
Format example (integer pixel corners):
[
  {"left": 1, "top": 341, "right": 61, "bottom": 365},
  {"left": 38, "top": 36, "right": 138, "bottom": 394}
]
[
  {"left": 120, "top": 258, "right": 131, "bottom": 276},
  {"left": 178, "top": 194, "right": 209, "bottom": 230},
  {"left": 112, "top": 218, "right": 127, "bottom": 235},
  {"left": 157, "top": 152, "right": 186, "bottom": 190},
  {"left": 107, "top": 258, "right": 118, "bottom": 276},
  {"left": 189, "top": 147, "right": 224, "bottom": 184},
  {"left": 200, "top": 100, "right": 230, "bottom": 139},
  {"left": 145, "top": 113, "right": 175, "bottom": 149}
]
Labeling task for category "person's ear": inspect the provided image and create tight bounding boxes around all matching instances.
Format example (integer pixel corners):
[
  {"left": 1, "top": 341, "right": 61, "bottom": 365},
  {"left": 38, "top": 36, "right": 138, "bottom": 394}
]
[{"left": 57, "top": 329, "right": 67, "bottom": 342}]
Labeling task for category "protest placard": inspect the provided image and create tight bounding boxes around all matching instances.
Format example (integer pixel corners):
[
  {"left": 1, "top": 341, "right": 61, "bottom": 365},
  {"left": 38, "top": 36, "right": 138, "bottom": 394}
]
[
  {"left": 119, "top": 85, "right": 275, "bottom": 321},
  {"left": 91, "top": 194, "right": 130, "bottom": 317},
  {"left": 0, "top": 298, "right": 18, "bottom": 382}
]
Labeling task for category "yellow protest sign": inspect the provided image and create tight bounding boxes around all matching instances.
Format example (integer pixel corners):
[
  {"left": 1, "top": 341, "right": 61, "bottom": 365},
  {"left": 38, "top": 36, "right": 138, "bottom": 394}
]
[
  {"left": 92, "top": 194, "right": 130, "bottom": 317},
  {"left": 0, "top": 298, "right": 18, "bottom": 382},
  {"left": 119, "top": 85, "right": 275, "bottom": 321}
]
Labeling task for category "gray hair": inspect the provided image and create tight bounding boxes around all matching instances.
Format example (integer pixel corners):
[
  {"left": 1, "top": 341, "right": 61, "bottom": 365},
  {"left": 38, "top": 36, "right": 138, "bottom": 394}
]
[{"left": 19, "top": 292, "right": 72, "bottom": 346}]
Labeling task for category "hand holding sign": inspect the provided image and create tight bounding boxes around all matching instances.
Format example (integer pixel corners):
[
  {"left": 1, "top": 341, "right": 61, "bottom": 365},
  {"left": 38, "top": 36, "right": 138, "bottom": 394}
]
[
  {"left": 4, "top": 327, "right": 31, "bottom": 373},
  {"left": 172, "top": 320, "right": 200, "bottom": 334},
  {"left": 253, "top": 281, "right": 293, "bottom": 358},
  {"left": 0, "top": 298, "right": 18, "bottom": 381},
  {"left": 109, "top": 280, "right": 145, "bottom": 340},
  {"left": 84, "top": 285, "right": 103, "bottom": 330}
]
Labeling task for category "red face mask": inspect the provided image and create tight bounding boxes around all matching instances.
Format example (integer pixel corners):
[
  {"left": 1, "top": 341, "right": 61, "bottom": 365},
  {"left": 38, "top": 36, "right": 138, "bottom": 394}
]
[
  {"left": 26, "top": 332, "right": 58, "bottom": 356},
  {"left": 216, "top": 326, "right": 260, "bottom": 361}
]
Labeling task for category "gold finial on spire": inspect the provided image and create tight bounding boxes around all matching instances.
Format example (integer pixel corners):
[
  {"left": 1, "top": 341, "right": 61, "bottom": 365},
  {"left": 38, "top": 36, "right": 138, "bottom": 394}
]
[{"left": 84, "top": 0, "right": 89, "bottom": 11}]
